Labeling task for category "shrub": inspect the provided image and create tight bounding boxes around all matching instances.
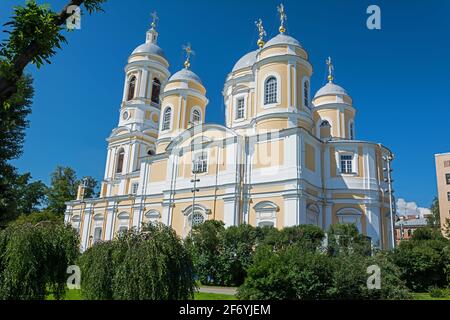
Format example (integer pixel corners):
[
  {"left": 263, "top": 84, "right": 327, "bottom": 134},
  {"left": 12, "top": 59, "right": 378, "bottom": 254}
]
[
  {"left": 79, "top": 223, "right": 196, "bottom": 300},
  {"left": 0, "top": 222, "right": 79, "bottom": 300},
  {"left": 429, "top": 286, "right": 446, "bottom": 298},
  {"left": 391, "top": 239, "right": 450, "bottom": 292}
]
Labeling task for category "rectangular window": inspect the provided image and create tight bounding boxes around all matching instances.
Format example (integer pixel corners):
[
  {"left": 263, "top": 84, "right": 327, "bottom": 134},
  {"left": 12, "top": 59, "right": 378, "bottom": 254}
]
[
  {"left": 131, "top": 182, "right": 139, "bottom": 195},
  {"left": 193, "top": 152, "right": 208, "bottom": 174},
  {"left": 446, "top": 173, "right": 450, "bottom": 185},
  {"left": 448, "top": 192, "right": 450, "bottom": 201},
  {"left": 340, "top": 155, "right": 353, "bottom": 174},
  {"left": 236, "top": 98, "right": 245, "bottom": 120},
  {"left": 118, "top": 226, "right": 128, "bottom": 236},
  {"left": 93, "top": 227, "right": 102, "bottom": 244},
  {"left": 444, "top": 160, "right": 450, "bottom": 168}
]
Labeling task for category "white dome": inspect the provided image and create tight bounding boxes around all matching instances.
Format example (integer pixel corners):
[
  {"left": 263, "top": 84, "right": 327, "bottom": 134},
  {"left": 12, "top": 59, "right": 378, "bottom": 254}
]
[
  {"left": 314, "top": 82, "right": 348, "bottom": 99},
  {"left": 132, "top": 42, "right": 166, "bottom": 59},
  {"left": 232, "top": 50, "right": 258, "bottom": 72},
  {"left": 169, "top": 68, "right": 202, "bottom": 84},
  {"left": 264, "top": 34, "right": 302, "bottom": 48}
]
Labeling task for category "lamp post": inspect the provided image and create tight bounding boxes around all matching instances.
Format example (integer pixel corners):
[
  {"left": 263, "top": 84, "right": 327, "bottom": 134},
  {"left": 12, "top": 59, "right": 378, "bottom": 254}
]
[
  {"left": 190, "top": 160, "right": 201, "bottom": 237},
  {"left": 383, "top": 154, "right": 396, "bottom": 249}
]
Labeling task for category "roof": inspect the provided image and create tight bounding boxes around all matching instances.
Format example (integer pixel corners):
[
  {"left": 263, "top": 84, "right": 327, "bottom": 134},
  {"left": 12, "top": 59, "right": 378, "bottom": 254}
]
[
  {"left": 169, "top": 68, "right": 202, "bottom": 84},
  {"left": 264, "top": 34, "right": 302, "bottom": 48},
  {"left": 314, "top": 82, "right": 349, "bottom": 99},
  {"left": 232, "top": 50, "right": 258, "bottom": 72},
  {"left": 132, "top": 42, "right": 166, "bottom": 59}
]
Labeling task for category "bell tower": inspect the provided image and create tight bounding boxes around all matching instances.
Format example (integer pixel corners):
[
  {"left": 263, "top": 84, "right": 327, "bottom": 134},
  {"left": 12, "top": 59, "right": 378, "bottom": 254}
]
[{"left": 100, "top": 13, "right": 170, "bottom": 198}]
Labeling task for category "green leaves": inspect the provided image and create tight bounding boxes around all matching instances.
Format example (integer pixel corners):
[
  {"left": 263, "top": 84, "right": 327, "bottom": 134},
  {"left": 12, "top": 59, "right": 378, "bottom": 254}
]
[
  {"left": 0, "top": 222, "right": 79, "bottom": 300},
  {"left": 78, "top": 224, "right": 196, "bottom": 300}
]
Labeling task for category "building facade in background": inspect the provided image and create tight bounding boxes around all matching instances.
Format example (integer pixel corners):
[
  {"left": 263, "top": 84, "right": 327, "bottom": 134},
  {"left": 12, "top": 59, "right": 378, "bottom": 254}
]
[
  {"left": 394, "top": 214, "right": 431, "bottom": 245},
  {"left": 65, "top": 8, "right": 395, "bottom": 251},
  {"left": 435, "top": 152, "right": 450, "bottom": 232}
]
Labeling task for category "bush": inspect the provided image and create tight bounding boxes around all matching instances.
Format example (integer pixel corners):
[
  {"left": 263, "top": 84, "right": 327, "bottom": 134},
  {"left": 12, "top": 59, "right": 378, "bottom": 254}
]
[
  {"left": 79, "top": 223, "right": 196, "bottom": 300},
  {"left": 391, "top": 239, "right": 450, "bottom": 292},
  {"left": 429, "top": 286, "right": 446, "bottom": 298},
  {"left": 0, "top": 222, "right": 79, "bottom": 300}
]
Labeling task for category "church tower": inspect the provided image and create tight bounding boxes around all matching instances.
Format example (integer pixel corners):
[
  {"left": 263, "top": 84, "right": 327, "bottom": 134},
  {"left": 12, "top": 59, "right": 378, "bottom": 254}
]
[
  {"left": 312, "top": 57, "right": 356, "bottom": 141},
  {"left": 156, "top": 44, "right": 208, "bottom": 153},
  {"left": 100, "top": 13, "right": 170, "bottom": 197}
]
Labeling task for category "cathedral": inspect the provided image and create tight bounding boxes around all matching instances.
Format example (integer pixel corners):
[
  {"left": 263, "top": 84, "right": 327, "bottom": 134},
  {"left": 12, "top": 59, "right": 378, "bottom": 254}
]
[{"left": 65, "top": 6, "right": 395, "bottom": 251}]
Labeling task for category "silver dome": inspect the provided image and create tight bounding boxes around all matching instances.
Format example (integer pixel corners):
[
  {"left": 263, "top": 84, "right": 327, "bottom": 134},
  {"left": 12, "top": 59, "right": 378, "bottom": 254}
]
[{"left": 169, "top": 68, "right": 202, "bottom": 84}]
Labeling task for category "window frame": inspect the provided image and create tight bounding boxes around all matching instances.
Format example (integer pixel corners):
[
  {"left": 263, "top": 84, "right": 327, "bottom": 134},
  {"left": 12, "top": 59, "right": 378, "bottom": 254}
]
[
  {"left": 151, "top": 77, "right": 161, "bottom": 104},
  {"left": 303, "top": 77, "right": 310, "bottom": 109},
  {"left": 190, "top": 107, "right": 202, "bottom": 125},
  {"left": 192, "top": 151, "right": 208, "bottom": 174},
  {"left": 116, "top": 149, "right": 125, "bottom": 174},
  {"left": 127, "top": 75, "right": 136, "bottom": 101},
  {"left": 446, "top": 173, "right": 450, "bottom": 185},
  {"left": 235, "top": 96, "right": 246, "bottom": 121},
  {"left": 340, "top": 154, "right": 354, "bottom": 174},
  {"left": 131, "top": 182, "right": 139, "bottom": 195},
  {"left": 261, "top": 73, "right": 281, "bottom": 108},
  {"left": 161, "top": 106, "right": 172, "bottom": 131}
]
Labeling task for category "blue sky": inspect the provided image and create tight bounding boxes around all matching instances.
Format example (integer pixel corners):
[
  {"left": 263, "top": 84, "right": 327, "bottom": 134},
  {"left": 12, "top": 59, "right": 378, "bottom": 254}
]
[{"left": 1, "top": 0, "right": 449, "bottom": 208}]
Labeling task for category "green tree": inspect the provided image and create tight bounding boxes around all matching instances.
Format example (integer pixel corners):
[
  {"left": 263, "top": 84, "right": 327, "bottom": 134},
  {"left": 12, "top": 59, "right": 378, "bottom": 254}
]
[
  {"left": 46, "top": 166, "right": 97, "bottom": 216},
  {"left": 217, "top": 224, "right": 258, "bottom": 286},
  {"left": 391, "top": 238, "right": 450, "bottom": 291},
  {"left": 79, "top": 224, "right": 196, "bottom": 300},
  {"left": 327, "top": 224, "right": 372, "bottom": 257},
  {"left": 13, "top": 173, "right": 47, "bottom": 215},
  {"left": 0, "top": 222, "right": 79, "bottom": 300},
  {"left": 186, "top": 220, "right": 224, "bottom": 285},
  {"left": 0, "top": 0, "right": 106, "bottom": 225},
  {"left": 427, "top": 197, "right": 441, "bottom": 231}
]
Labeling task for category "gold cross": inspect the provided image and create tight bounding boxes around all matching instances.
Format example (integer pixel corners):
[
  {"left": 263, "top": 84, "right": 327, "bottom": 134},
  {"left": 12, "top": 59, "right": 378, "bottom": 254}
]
[
  {"left": 255, "top": 19, "right": 266, "bottom": 48},
  {"left": 326, "top": 56, "right": 334, "bottom": 82},
  {"left": 182, "top": 43, "right": 195, "bottom": 69},
  {"left": 277, "top": 3, "right": 287, "bottom": 34},
  {"left": 151, "top": 11, "right": 159, "bottom": 29}
]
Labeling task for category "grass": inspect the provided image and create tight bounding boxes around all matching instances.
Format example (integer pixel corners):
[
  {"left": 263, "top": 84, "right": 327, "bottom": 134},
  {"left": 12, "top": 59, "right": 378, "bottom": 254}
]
[
  {"left": 47, "top": 289, "right": 236, "bottom": 300},
  {"left": 412, "top": 292, "right": 450, "bottom": 300}
]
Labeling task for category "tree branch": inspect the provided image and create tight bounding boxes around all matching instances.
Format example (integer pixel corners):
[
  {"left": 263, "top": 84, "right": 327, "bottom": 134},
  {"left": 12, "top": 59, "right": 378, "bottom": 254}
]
[{"left": 0, "top": 0, "right": 88, "bottom": 105}]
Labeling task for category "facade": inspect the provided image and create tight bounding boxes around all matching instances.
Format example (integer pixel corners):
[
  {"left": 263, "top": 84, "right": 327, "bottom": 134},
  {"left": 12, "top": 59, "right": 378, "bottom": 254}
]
[
  {"left": 435, "top": 152, "right": 450, "bottom": 231},
  {"left": 65, "top": 9, "right": 395, "bottom": 251},
  {"left": 395, "top": 214, "right": 430, "bottom": 245}
]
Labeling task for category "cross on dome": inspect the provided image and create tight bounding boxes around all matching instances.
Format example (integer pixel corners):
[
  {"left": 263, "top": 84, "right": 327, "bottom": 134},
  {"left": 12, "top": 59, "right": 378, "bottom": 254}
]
[
  {"left": 182, "top": 43, "right": 195, "bottom": 69},
  {"left": 255, "top": 19, "right": 266, "bottom": 48},
  {"left": 326, "top": 56, "right": 334, "bottom": 83},
  {"left": 150, "top": 11, "right": 159, "bottom": 30},
  {"left": 277, "top": 3, "right": 287, "bottom": 34}
]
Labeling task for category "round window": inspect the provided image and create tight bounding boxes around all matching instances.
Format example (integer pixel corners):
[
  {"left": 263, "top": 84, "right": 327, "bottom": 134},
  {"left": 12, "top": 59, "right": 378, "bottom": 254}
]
[
  {"left": 122, "top": 111, "right": 129, "bottom": 120},
  {"left": 191, "top": 212, "right": 204, "bottom": 226}
]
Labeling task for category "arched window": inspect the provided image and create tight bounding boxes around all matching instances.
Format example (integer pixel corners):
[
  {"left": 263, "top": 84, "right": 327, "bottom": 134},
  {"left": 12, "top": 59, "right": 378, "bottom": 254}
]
[
  {"left": 264, "top": 76, "right": 277, "bottom": 105},
  {"left": 127, "top": 76, "right": 136, "bottom": 101},
  {"left": 336, "top": 208, "right": 362, "bottom": 232},
  {"left": 162, "top": 107, "right": 172, "bottom": 131},
  {"left": 151, "top": 78, "right": 161, "bottom": 104},
  {"left": 320, "top": 120, "right": 331, "bottom": 127},
  {"left": 254, "top": 201, "right": 279, "bottom": 227},
  {"left": 191, "top": 109, "right": 201, "bottom": 124},
  {"left": 304, "top": 80, "right": 310, "bottom": 108},
  {"left": 306, "top": 204, "right": 320, "bottom": 226},
  {"left": 349, "top": 122, "right": 355, "bottom": 140},
  {"left": 116, "top": 149, "right": 125, "bottom": 174}
]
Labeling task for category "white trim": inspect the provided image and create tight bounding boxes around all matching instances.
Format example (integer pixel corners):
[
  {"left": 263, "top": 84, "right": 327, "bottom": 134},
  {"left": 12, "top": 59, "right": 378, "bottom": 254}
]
[
  {"left": 233, "top": 93, "right": 247, "bottom": 122},
  {"left": 190, "top": 106, "right": 202, "bottom": 125},
  {"left": 261, "top": 72, "right": 281, "bottom": 109},
  {"left": 302, "top": 76, "right": 310, "bottom": 109},
  {"left": 160, "top": 105, "right": 173, "bottom": 132}
]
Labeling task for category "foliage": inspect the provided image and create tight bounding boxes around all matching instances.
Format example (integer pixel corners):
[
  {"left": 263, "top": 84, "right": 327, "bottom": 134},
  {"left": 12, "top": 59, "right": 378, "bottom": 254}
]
[
  {"left": 391, "top": 238, "right": 450, "bottom": 292},
  {"left": 12, "top": 210, "right": 62, "bottom": 225},
  {"left": 0, "top": 222, "right": 79, "bottom": 300},
  {"left": 186, "top": 220, "right": 224, "bottom": 285},
  {"left": 411, "top": 227, "right": 443, "bottom": 241},
  {"left": 216, "top": 224, "right": 258, "bottom": 286},
  {"left": 79, "top": 224, "right": 196, "bottom": 300},
  {"left": 327, "top": 223, "right": 372, "bottom": 257},
  {"left": 46, "top": 166, "right": 97, "bottom": 215},
  {"left": 429, "top": 286, "right": 447, "bottom": 298},
  {"left": 238, "top": 244, "right": 410, "bottom": 300},
  {"left": 427, "top": 197, "right": 441, "bottom": 230}
]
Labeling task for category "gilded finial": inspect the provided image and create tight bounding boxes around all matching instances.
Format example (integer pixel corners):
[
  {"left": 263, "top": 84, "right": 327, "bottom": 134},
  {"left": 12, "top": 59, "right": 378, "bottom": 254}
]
[
  {"left": 326, "top": 56, "right": 334, "bottom": 83},
  {"left": 255, "top": 19, "right": 266, "bottom": 48},
  {"left": 182, "top": 43, "right": 195, "bottom": 69},
  {"left": 277, "top": 3, "right": 287, "bottom": 34},
  {"left": 150, "top": 11, "right": 159, "bottom": 30}
]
